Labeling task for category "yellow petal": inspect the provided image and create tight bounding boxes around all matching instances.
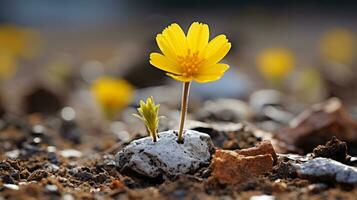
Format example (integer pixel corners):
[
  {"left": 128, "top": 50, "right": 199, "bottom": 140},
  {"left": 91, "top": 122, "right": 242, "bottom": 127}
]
[
  {"left": 166, "top": 73, "right": 193, "bottom": 82},
  {"left": 156, "top": 34, "right": 177, "bottom": 60},
  {"left": 161, "top": 23, "right": 187, "bottom": 56},
  {"left": 194, "top": 63, "right": 229, "bottom": 83},
  {"left": 199, "top": 63, "right": 229, "bottom": 75},
  {"left": 202, "top": 35, "right": 231, "bottom": 65},
  {"left": 150, "top": 53, "right": 182, "bottom": 75},
  {"left": 187, "top": 22, "right": 209, "bottom": 52},
  {"left": 194, "top": 74, "right": 224, "bottom": 83}
]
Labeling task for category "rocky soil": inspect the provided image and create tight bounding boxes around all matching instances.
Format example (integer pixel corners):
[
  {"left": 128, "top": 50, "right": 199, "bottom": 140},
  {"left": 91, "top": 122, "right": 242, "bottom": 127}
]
[{"left": 1, "top": 98, "right": 357, "bottom": 200}]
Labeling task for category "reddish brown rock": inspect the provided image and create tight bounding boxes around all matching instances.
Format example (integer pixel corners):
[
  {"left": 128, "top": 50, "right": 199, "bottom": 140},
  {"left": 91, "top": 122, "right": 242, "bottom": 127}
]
[
  {"left": 276, "top": 98, "right": 357, "bottom": 154},
  {"left": 235, "top": 140, "right": 277, "bottom": 163},
  {"left": 109, "top": 179, "right": 126, "bottom": 190},
  {"left": 209, "top": 149, "right": 274, "bottom": 185}
]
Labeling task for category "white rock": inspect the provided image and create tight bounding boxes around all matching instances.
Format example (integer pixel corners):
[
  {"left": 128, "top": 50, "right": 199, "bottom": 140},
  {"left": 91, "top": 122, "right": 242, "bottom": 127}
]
[
  {"left": 44, "top": 163, "right": 60, "bottom": 173},
  {"left": 47, "top": 146, "right": 57, "bottom": 152},
  {"left": 60, "top": 149, "right": 82, "bottom": 158},
  {"left": 277, "top": 153, "right": 311, "bottom": 162},
  {"left": 294, "top": 157, "right": 357, "bottom": 184},
  {"left": 250, "top": 195, "right": 275, "bottom": 200},
  {"left": 62, "top": 194, "right": 75, "bottom": 200},
  {"left": 3, "top": 184, "right": 19, "bottom": 190},
  {"left": 45, "top": 184, "right": 58, "bottom": 192},
  {"left": 116, "top": 130, "right": 214, "bottom": 179},
  {"left": 5, "top": 150, "right": 20, "bottom": 159}
]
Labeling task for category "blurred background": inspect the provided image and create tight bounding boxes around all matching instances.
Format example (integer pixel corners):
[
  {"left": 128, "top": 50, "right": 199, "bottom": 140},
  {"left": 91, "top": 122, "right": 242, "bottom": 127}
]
[{"left": 0, "top": 0, "right": 357, "bottom": 137}]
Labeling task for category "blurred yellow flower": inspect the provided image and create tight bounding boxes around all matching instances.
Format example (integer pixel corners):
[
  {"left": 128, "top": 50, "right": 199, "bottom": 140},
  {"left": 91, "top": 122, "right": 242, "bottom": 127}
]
[
  {"left": 150, "top": 22, "right": 231, "bottom": 83},
  {"left": 0, "top": 51, "right": 17, "bottom": 80},
  {"left": 257, "top": 47, "right": 295, "bottom": 82},
  {"left": 320, "top": 28, "right": 356, "bottom": 64},
  {"left": 91, "top": 77, "right": 134, "bottom": 118},
  {"left": 0, "top": 24, "right": 43, "bottom": 59}
]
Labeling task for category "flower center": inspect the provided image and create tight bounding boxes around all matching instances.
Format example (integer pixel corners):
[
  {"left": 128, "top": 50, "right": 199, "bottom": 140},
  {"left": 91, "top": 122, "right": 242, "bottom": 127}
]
[{"left": 177, "top": 49, "right": 204, "bottom": 77}]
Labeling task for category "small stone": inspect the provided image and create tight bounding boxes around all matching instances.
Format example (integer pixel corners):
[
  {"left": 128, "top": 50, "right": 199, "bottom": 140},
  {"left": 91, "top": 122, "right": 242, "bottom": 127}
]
[
  {"left": 30, "top": 124, "right": 51, "bottom": 144},
  {"left": 62, "top": 194, "right": 75, "bottom": 200},
  {"left": 44, "top": 163, "right": 60, "bottom": 173},
  {"left": 60, "top": 149, "right": 82, "bottom": 158},
  {"left": 2, "top": 174, "right": 14, "bottom": 184},
  {"left": 116, "top": 130, "right": 214, "bottom": 179},
  {"left": 313, "top": 136, "right": 348, "bottom": 163},
  {"left": 235, "top": 140, "right": 277, "bottom": 163},
  {"left": 75, "top": 171, "right": 93, "bottom": 182},
  {"left": 28, "top": 169, "right": 48, "bottom": 181},
  {"left": 277, "top": 153, "right": 310, "bottom": 162},
  {"left": 271, "top": 180, "right": 288, "bottom": 192},
  {"left": 45, "top": 184, "right": 58, "bottom": 192},
  {"left": 0, "top": 161, "right": 11, "bottom": 170},
  {"left": 276, "top": 98, "right": 357, "bottom": 154},
  {"left": 3, "top": 184, "right": 19, "bottom": 190},
  {"left": 250, "top": 195, "right": 275, "bottom": 200},
  {"left": 20, "top": 169, "right": 30, "bottom": 179},
  {"left": 209, "top": 149, "right": 273, "bottom": 185},
  {"left": 21, "top": 144, "right": 42, "bottom": 157},
  {"left": 109, "top": 179, "right": 125, "bottom": 190},
  {"left": 47, "top": 152, "right": 59, "bottom": 164},
  {"left": 5, "top": 150, "right": 20, "bottom": 159},
  {"left": 18, "top": 182, "right": 28, "bottom": 186},
  {"left": 32, "top": 137, "right": 42, "bottom": 144},
  {"left": 307, "top": 183, "right": 328, "bottom": 193},
  {"left": 96, "top": 155, "right": 116, "bottom": 172},
  {"left": 350, "top": 156, "right": 357, "bottom": 166},
  {"left": 10, "top": 170, "right": 20, "bottom": 180},
  {"left": 294, "top": 157, "right": 357, "bottom": 184},
  {"left": 47, "top": 146, "right": 57, "bottom": 152},
  {"left": 94, "top": 173, "right": 108, "bottom": 183},
  {"left": 68, "top": 167, "right": 79, "bottom": 175},
  {"left": 272, "top": 161, "right": 297, "bottom": 179}
]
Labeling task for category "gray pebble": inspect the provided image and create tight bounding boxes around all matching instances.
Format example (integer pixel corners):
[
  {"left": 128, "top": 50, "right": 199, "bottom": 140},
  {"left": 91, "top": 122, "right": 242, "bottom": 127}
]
[{"left": 294, "top": 157, "right": 357, "bottom": 184}]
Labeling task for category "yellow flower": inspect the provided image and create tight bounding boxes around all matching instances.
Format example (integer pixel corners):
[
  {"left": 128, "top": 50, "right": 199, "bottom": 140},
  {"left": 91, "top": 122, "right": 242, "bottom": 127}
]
[
  {"left": 91, "top": 77, "right": 134, "bottom": 118},
  {"left": 150, "top": 22, "right": 231, "bottom": 83},
  {"left": 0, "top": 24, "right": 43, "bottom": 59},
  {"left": 320, "top": 28, "right": 356, "bottom": 64},
  {"left": 257, "top": 47, "right": 295, "bottom": 81}
]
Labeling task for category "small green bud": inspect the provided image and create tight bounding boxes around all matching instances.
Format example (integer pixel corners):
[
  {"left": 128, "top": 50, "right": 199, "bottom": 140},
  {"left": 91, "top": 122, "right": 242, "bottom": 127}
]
[{"left": 133, "top": 96, "right": 161, "bottom": 142}]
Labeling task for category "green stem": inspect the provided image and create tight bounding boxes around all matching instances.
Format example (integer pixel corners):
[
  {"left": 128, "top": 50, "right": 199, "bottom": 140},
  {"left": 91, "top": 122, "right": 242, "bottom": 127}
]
[
  {"left": 177, "top": 81, "right": 190, "bottom": 143},
  {"left": 149, "top": 128, "right": 157, "bottom": 142}
]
